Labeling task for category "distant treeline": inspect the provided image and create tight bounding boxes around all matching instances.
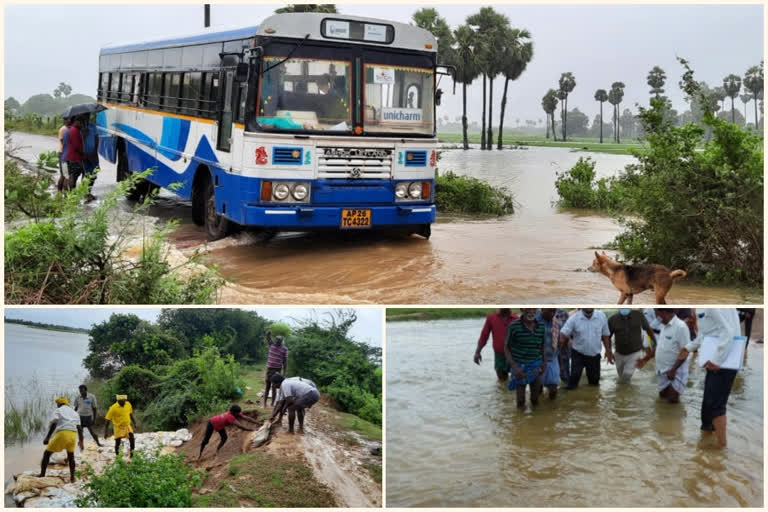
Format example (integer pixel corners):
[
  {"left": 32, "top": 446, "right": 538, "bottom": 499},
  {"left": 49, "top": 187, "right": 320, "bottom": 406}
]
[
  {"left": 5, "top": 93, "right": 96, "bottom": 118},
  {"left": 5, "top": 317, "right": 90, "bottom": 333}
]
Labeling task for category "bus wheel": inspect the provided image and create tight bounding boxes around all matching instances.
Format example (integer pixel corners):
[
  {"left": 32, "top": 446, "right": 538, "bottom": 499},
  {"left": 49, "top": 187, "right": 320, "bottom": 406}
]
[
  {"left": 118, "top": 146, "right": 151, "bottom": 201},
  {"left": 203, "top": 175, "right": 230, "bottom": 241},
  {"left": 419, "top": 224, "right": 431, "bottom": 239},
  {"left": 191, "top": 173, "right": 205, "bottom": 226}
]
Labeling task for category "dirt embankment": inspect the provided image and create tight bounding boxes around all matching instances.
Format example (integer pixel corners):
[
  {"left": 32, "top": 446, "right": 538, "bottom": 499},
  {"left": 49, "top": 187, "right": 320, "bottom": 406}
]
[{"left": 176, "top": 402, "right": 382, "bottom": 508}]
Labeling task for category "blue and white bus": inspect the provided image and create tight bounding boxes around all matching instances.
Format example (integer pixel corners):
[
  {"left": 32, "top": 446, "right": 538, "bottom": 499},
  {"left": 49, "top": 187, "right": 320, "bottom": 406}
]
[{"left": 97, "top": 12, "right": 445, "bottom": 240}]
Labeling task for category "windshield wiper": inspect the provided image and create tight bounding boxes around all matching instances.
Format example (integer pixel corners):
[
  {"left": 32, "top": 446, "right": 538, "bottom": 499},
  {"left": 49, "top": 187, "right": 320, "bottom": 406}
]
[{"left": 261, "top": 34, "right": 311, "bottom": 75}]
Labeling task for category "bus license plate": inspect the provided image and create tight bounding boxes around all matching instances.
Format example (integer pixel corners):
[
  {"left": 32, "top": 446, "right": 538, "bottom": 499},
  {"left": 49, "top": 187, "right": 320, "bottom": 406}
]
[{"left": 341, "top": 209, "right": 371, "bottom": 229}]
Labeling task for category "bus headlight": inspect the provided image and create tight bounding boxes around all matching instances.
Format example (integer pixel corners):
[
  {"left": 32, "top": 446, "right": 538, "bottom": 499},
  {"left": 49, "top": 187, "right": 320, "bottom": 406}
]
[
  {"left": 292, "top": 183, "right": 309, "bottom": 201},
  {"left": 408, "top": 182, "right": 422, "bottom": 199},
  {"left": 395, "top": 182, "right": 408, "bottom": 199},
  {"left": 274, "top": 183, "right": 290, "bottom": 200}
]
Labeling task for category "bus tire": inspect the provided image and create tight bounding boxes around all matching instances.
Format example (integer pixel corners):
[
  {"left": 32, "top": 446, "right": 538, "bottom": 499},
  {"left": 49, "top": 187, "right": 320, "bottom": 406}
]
[
  {"left": 191, "top": 171, "right": 206, "bottom": 226},
  {"left": 117, "top": 144, "right": 151, "bottom": 202},
  {"left": 419, "top": 224, "right": 431, "bottom": 239},
  {"left": 203, "top": 174, "right": 231, "bottom": 241}
]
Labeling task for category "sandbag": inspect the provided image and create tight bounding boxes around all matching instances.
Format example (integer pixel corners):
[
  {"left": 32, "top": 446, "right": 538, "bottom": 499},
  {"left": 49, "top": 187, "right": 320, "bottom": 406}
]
[
  {"left": 15, "top": 475, "right": 66, "bottom": 493},
  {"left": 242, "top": 423, "right": 271, "bottom": 453}
]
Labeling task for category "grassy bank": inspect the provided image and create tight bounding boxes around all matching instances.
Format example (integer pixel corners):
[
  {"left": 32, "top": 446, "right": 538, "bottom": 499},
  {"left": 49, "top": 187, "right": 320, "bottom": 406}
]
[
  {"left": 387, "top": 308, "right": 497, "bottom": 321},
  {"left": 5, "top": 318, "right": 90, "bottom": 334},
  {"left": 438, "top": 133, "right": 644, "bottom": 155},
  {"left": 435, "top": 171, "right": 515, "bottom": 216},
  {"left": 191, "top": 451, "right": 337, "bottom": 507}
]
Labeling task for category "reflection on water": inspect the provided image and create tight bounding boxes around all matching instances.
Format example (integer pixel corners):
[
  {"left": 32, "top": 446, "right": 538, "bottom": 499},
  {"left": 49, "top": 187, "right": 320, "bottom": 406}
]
[
  {"left": 385, "top": 318, "right": 763, "bottom": 507},
  {"left": 202, "top": 148, "right": 758, "bottom": 304}
]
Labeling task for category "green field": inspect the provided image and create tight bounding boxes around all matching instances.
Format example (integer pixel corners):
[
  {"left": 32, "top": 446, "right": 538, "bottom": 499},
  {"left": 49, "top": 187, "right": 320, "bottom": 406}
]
[{"left": 438, "top": 133, "right": 644, "bottom": 155}]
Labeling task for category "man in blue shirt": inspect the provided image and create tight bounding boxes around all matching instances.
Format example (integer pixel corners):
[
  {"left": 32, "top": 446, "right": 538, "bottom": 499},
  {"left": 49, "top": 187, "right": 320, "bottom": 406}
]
[
  {"left": 536, "top": 309, "right": 562, "bottom": 399},
  {"left": 80, "top": 114, "right": 99, "bottom": 201}
]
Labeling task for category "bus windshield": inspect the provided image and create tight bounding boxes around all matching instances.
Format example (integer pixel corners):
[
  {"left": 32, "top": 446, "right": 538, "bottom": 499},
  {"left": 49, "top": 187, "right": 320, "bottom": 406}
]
[
  {"left": 363, "top": 63, "right": 434, "bottom": 135},
  {"left": 258, "top": 56, "right": 353, "bottom": 132}
]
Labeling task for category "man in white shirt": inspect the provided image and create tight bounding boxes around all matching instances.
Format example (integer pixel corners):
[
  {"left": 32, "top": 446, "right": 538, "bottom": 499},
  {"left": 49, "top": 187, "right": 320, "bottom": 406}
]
[
  {"left": 560, "top": 309, "right": 611, "bottom": 389},
  {"left": 269, "top": 375, "right": 320, "bottom": 434},
  {"left": 636, "top": 309, "right": 691, "bottom": 403},
  {"left": 678, "top": 308, "right": 741, "bottom": 447},
  {"left": 39, "top": 397, "right": 84, "bottom": 483}
]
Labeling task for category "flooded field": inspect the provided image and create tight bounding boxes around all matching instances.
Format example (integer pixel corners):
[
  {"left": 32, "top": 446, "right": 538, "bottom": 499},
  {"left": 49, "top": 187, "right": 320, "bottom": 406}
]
[
  {"left": 10, "top": 133, "right": 761, "bottom": 304},
  {"left": 385, "top": 316, "right": 764, "bottom": 508}
]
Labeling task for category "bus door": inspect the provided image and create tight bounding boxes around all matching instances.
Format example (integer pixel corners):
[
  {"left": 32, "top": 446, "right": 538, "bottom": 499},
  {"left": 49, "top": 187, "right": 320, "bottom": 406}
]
[{"left": 216, "top": 66, "right": 236, "bottom": 153}]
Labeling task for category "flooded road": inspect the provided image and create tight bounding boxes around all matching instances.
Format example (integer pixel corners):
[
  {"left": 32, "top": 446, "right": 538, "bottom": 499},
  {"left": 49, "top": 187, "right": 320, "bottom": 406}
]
[
  {"left": 9, "top": 132, "right": 760, "bottom": 304},
  {"left": 385, "top": 315, "right": 764, "bottom": 507}
]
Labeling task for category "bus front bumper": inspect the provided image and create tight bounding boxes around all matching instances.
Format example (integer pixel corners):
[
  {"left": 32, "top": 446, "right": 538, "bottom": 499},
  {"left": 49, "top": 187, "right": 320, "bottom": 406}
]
[{"left": 235, "top": 204, "right": 436, "bottom": 229}]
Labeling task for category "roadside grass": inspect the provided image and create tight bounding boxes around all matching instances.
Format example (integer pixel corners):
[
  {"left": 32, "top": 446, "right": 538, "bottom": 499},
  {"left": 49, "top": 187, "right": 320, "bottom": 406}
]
[
  {"left": 362, "top": 463, "right": 382, "bottom": 484},
  {"left": 387, "top": 307, "right": 497, "bottom": 321},
  {"left": 328, "top": 410, "right": 381, "bottom": 443},
  {"left": 191, "top": 451, "right": 337, "bottom": 508},
  {"left": 239, "top": 364, "right": 266, "bottom": 405}
]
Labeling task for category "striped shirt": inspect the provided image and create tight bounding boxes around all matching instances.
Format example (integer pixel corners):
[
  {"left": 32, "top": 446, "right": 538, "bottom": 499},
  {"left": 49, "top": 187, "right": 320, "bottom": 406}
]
[
  {"left": 267, "top": 342, "right": 288, "bottom": 369},
  {"left": 506, "top": 319, "right": 546, "bottom": 364}
]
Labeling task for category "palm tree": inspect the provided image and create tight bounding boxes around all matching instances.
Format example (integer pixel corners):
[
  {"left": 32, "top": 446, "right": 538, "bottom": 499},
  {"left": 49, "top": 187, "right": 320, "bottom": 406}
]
[
  {"left": 556, "top": 88, "right": 567, "bottom": 140},
  {"left": 609, "top": 82, "right": 625, "bottom": 142},
  {"left": 467, "top": 7, "right": 509, "bottom": 149},
  {"left": 541, "top": 89, "right": 558, "bottom": 140},
  {"left": 497, "top": 28, "right": 533, "bottom": 149},
  {"left": 647, "top": 66, "right": 666, "bottom": 99},
  {"left": 740, "top": 93, "right": 752, "bottom": 125},
  {"left": 412, "top": 8, "right": 454, "bottom": 64},
  {"left": 593, "top": 89, "right": 608, "bottom": 143},
  {"left": 721, "top": 74, "right": 742, "bottom": 124},
  {"left": 275, "top": 4, "right": 337, "bottom": 13},
  {"left": 744, "top": 62, "right": 764, "bottom": 130},
  {"left": 452, "top": 25, "right": 481, "bottom": 149},
  {"left": 557, "top": 72, "right": 576, "bottom": 140}
]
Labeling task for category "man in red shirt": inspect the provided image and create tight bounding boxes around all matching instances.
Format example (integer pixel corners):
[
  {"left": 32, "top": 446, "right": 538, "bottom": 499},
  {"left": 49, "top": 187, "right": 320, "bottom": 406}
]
[
  {"left": 474, "top": 308, "right": 520, "bottom": 380},
  {"left": 198, "top": 404, "right": 259, "bottom": 460},
  {"left": 65, "top": 117, "right": 85, "bottom": 190}
]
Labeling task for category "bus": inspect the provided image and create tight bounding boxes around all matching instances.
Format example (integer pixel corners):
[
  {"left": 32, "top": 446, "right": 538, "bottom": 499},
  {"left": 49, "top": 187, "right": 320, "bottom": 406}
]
[{"left": 96, "top": 12, "right": 446, "bottom": 240}]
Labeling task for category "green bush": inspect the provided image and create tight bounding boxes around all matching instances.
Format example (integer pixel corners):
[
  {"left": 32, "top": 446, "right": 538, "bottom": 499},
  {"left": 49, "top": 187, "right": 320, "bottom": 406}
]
[
  {"left": 435, "top": 171, "right": 515, "bottom": 215},
  {"left": 5, "top": 159, "right": 63, "bottom": 221},
  {"left": 98, "top": 365, "right": 161, "bottom": 411},
  {"left": 76, "top": 451, "right": 202, "bottom": 507},
  {"left": 4, "top": 170, "right": 223, "bottom": 304},
  {"left": 554, "top": 157, "right": 626, "bottom": 210}
]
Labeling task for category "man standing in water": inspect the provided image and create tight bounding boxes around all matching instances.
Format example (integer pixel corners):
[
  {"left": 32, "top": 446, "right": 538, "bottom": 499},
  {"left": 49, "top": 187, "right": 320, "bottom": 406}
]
[
  {"left": 264, "top": 330, "right": 289, "bottom": 407},
  {"left": 504, "top": 308, "right": 546, "bottom": 408},
  {"left": 40, "top": 397, "right": 83, "bottom": 483},
  {"left": 74, "top": 384, "right": 101, "bottom": 446},
  {"left": 607, "top": 309, "right": 657, "bottom": 382},
  {"left": 561, "top": 308, "right": 611, "bottom": 389},
  {"left": 474, "top": 308, "right": 519, "bottom": 380},
  {"left": 104, "top": 395, "right": 139, "bottom": 456},
  {"left": 636, "top": 309, "right": 691, "bottom": 403},
  {"left": 678, "top": 308, "right": 741, "bottom": 447},
  {"left": 536, "top": 309, "right": 562, "bottom": 399}
]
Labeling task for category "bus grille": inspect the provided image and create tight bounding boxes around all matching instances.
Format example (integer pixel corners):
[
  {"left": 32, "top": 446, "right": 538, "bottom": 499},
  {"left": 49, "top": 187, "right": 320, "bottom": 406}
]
[{"left": 317, "top": 147, "right": 393, "bottom": 179}]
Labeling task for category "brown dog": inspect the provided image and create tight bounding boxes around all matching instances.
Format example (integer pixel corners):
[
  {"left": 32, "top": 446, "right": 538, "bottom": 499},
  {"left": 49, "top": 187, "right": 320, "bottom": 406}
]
[{"left": 588, "top": 251, "right": 687, "bottom": 304}]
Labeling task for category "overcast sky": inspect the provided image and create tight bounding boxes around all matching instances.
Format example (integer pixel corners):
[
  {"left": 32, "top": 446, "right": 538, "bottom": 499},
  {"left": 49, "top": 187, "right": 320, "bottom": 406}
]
[
  {"left": 4, "top": 307, "right": 383, "bottom": 347},
  {"left": 4, "top": 3, "right": 763, "bottom": 124}
]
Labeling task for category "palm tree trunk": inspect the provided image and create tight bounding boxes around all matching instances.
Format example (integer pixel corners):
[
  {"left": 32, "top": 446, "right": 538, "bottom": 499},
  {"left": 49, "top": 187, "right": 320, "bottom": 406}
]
[
  {"left": 599, "top": 101, "right": 603, "bottom": 143},
  {"left": 497, "top": 77, "right": 509, "bottom": 149},
  {"left": 731, "top": 97, "right": 735, "bottom": 124},
  {"left": 462, "top": 82, "right": 469, "bottom": 150},
  {"left": 755, "top": 97, "right": 759, "bottom": 131},
  {"left": 743, "top": 101, "right": 748, "bottom": 125},
  {"left": 487, "top": 77, "right": 494, "bottom": 150},
  {"left": 552, "top": 113, "right": 557, "bottom": 141},
  {"left": 481, "top": 74, "right": 487, "bottom": 149},
  {"left": 545, "top": 115, "right": 550, "bottom": 139},
  {"left": 560, "top": 101, "right": 565, "bottom": 141},
  {"left": 617, "top": 103, "right": 621, "bottom": 143}
]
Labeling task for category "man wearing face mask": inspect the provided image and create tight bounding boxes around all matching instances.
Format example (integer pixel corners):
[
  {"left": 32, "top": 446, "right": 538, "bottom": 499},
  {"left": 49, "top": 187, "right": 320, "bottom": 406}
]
[
  {"left": 474, "top": 308, "right": 520, "bottom": 380},
  {"left": 504, "top": 308, "right": 546, "bottom": 408},
  {"left": 560, "top": 308, "right": 611, "bottom": 389},
  {"left": 607, "top": 308, "right": 657, "bottom": 382}
]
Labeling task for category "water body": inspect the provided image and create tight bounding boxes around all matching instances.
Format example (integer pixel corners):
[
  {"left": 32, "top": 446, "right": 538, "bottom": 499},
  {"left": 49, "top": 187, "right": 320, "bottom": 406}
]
[
  {"left": 386, "top": 318, "right": 763, "bottom": 507},
  {"left": 10, "top": 133, "right": 759, "bottom": 304},
  {"left": 4, "top": 324, "right": 90, "bottom": 502}
]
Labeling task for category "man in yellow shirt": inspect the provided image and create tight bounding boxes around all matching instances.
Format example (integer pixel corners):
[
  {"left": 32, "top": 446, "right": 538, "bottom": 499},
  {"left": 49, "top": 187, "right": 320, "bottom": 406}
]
[{"left": 104, "top": 394, "right": 139, "bottom": 456}]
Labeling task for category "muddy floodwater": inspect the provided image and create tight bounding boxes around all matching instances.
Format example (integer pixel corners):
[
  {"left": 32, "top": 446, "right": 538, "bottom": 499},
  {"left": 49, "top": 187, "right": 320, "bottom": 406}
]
[
  {"left": 10, "top": 133, "right": 761, "bottom": 304},
  {"left": 385, "top": 318, "right": 763, "bottom": 507}
]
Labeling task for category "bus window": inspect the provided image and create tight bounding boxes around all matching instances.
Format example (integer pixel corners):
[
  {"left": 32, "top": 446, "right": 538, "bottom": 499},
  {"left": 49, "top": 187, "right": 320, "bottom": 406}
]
[
  {"left": 99, "top": 72, "right": 110, "bottom": 102},
  {"left": 109, "top": 72, "right": 121, "bottom": 103},
  {"left": 132, "top": 73, "right": 141, "bottom": 105},
  {"left": 163, "top": 73, "right": 181, "bottom": 113},
  {"left": 121, "top": 73, "right": 133, "bottom": 104},
  {"left": 147, "top": 73, "right": 163, "bottom": 109},
  {"left": 182, "top": 72, "right": 202, "bottom": 116},
  {"left": 364, "top": 63, "right": 434, "bottom": 135},
  {"left": 258, "top": 57, "right": 351, "bottom": 132}
]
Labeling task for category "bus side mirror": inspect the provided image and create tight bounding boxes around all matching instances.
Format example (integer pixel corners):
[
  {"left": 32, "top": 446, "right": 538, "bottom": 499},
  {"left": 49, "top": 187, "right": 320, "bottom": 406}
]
[
  {"left": 235, "top": 62, "right": 249, "bottom": 82},
  {"left": 435, "top": 88, "right": 443, "bottom": 106}
]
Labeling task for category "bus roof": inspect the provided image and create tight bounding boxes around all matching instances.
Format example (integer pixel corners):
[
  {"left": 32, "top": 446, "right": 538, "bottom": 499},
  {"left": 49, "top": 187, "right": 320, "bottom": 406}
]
[{"left": 100, "top": 12, "right": 436, "bottom": 55}]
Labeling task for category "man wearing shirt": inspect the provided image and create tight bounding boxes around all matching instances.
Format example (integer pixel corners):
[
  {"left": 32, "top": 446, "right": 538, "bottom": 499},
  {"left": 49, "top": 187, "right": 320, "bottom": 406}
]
[
  {"left": 474, "top": 308, "right": 520, "bottom": 380},
  {"left": 198, "top": 404, "right": 259, "bottom": 460},
  {"left": 607, "top": 309, "right": 657, "bottom": 382},
  {"left": 65, "top": 117, "right": 85, "bottom": 190},
  {"left": 269, "top": 374, "right": 321, "bottom": 433},
  {"left": 636, "top": 309, "right": 691, "bottom": 403},
  {"left": 39, "top": 397, "right": 83, "bottom": 483},
  {"left": 536, "top": 309, "right": 562, "bottom": 399},
  {"left": 560, "top": 309, "right": 611, "bottom": 389},
  {"left": 504, "top": 309, "right": 547, "bottom": 408},
  {"left": 104, "top": 394, "right": 139, "bottom": 456},
  {"left": 678, "top": 308, "right": 741, "bottom": 447},
  {"left": 264, "top": 330, "right": 289, "bottom": 407},
  {"left": 80, "top": 115, "right": 99, "bottom": 201},
  {"left": 74, "top": 384, "right": 101, "bottom": 446}
]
